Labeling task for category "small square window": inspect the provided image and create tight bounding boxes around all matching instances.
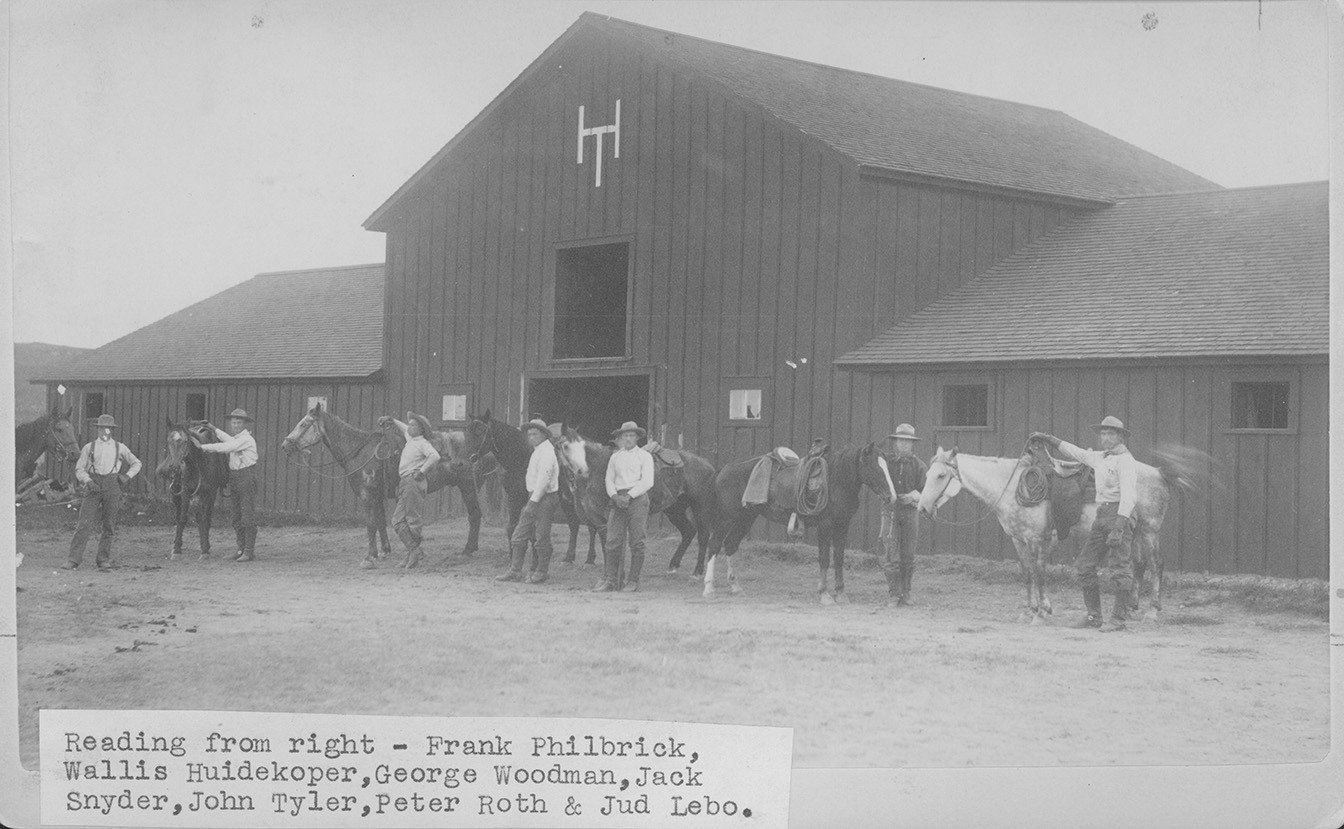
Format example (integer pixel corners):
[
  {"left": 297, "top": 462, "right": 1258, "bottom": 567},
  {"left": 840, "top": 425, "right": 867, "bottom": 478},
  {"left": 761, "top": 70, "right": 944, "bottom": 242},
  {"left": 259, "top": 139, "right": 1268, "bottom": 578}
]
[
  {"left": 83, "top": 392, "right": 105, "bottom": 421},
  {"left": 442, "top": 394, "right": 468, "bottom": 423},
  {"left": 943, "top": 384, "right": 988, "bottom": 428},
  {"left": 185, "top": 393, "right": 207, "bottom": 421},
  {"left": 729, "top": 389, "right": 763, "bottom": 421},
  {"left": 307, "top": 395, "right": 328, "bottom": 413},
  {"left": 1232, "top": 382, "right": 1289, "bottom": 430}
]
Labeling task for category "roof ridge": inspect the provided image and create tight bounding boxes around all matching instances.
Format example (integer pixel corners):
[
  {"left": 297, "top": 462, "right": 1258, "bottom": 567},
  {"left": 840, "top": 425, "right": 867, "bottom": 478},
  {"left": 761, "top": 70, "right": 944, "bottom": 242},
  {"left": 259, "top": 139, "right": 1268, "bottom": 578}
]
[
  {"left": 1113, "top": 180, "right": 1327, "bottom": 202},
  {"left": 252, "top": 262, "right": 385, "bottom": 278},
  {"left": 584, "top": 12, "right": 1067, "bottom": 117}
]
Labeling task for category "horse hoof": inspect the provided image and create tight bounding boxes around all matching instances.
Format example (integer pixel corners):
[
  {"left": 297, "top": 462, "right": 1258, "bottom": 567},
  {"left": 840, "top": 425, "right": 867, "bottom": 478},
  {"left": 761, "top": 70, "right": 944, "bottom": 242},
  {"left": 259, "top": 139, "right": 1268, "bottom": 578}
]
[
  {"left": 703, "top": 588, "right": 718, "bottom": 600},
  {"left": 729, "top": 583, "right": 743, "bottom": 596},
  {"left": 833, "top": 592, "right": 849, "bottom": 605},
  {"left": 820, "top": 593, "right": 835, "bottom": 606},
  {"left": 359, "top": 558, "right": 376, "bottom": 570},
  {"left": 666, "top": 567, "right": 679, "bottom": 575},
  {"left": 1143, "top": 609, "right": 1159, "bottom": 622},
  {"left": 1029, "top": 613, "right": 1045, "bottom": 626}
]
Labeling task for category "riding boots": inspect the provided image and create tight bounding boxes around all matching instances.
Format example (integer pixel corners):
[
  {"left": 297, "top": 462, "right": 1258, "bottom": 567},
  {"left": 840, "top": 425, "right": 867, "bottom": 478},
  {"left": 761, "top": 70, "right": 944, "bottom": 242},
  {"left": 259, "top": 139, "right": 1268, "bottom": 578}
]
[
  {"left": 1099, "top": 588, "right": 1131, "bottom": 633},
  {"left": 591, "top": 549, "right": 621, "bottom": 592},
  {"left": 621, "top": 548, "right": 644, "bottom": 592},
  {"left": 496, "top": 544, "right": 526, "bottom": 582},
  {"left": 236, "top": 527, "right": 257, "bottom": 561},
  {"left": 1071, "top": 586, "right": 1103, "bottom": 628},
  {"left": 897, "top": 564, "right": 914, "bottom": 606},
  {"left": 234, "top": 528, "right": 247, "bottom": 561}
]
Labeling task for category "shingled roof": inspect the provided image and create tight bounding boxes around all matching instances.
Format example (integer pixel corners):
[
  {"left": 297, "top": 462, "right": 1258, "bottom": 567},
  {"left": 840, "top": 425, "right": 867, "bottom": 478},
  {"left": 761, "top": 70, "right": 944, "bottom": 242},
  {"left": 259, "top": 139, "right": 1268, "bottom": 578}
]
[
  {"left": 836, "top": 182, "right": 1328, "bottom": 367},
  {"left": 366, "top": 13, "right": 1215, "bottom": 228},
  {"left": 36, "top": 264, "right": 385, "bottom": 382}
]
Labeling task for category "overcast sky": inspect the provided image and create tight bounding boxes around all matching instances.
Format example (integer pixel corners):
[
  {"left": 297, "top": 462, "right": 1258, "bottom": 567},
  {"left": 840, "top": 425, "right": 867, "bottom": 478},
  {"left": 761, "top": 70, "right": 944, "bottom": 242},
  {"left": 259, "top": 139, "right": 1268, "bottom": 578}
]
[{"left": 6, "top": 0, "right": 1331, "bottom": 350}]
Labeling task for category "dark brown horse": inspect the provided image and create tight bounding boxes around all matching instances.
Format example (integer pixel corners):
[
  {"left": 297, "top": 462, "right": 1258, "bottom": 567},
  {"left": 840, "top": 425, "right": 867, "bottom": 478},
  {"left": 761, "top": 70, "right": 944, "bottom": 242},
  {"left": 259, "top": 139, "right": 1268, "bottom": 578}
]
[
  {"left": 555, "top": 428, "right": 718, "bottom": 576},
  {"left": 281, "top": 403, "right": 484, "bottom": 566},
  {"left": 155, "top": 418, "right": 230, "bottom": 559},
  {"left": 459, "top": 411, "right": 531, "bottom": 546},
  {"left": 703, "top": 443, "right": 897, "bottom": 603},
  {"left": 15, "top": 406, "right": 80, "bottom": 482}
]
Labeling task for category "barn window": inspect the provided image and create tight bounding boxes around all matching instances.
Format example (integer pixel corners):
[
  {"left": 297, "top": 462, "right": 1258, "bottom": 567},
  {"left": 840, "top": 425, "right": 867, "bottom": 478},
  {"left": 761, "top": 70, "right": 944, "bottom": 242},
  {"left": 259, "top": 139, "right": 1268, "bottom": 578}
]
[
  {"left": 729, "top": 389, "right": 763, "bottom": 421},
  {"left": 1231, "top": 382, "right": 1290, "bottom": 430},
  {"left": 82, "top": 392, "right": 105, "bottom": 424},
  {"left": 553, "top": 241, "right": 630, "bottom": 359},
  {"left": 185, "top": 393, "right": 207, "bottom": 421},
  {"left": 942, "top": 384, "right": 989, "bottom": 428},
  {"left": 439, "top": 383, "right": 474, "bottom": 426},
  {"left": 307, "top": 395, "right": 328, "bottom": 413}
]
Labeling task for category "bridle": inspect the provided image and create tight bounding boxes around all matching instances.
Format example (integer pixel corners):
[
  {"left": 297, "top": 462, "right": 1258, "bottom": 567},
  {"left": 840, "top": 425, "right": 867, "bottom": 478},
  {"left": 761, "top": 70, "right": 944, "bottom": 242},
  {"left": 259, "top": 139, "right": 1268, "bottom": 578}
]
[
  {"left": 469, "top": 420, "right": 502, "bottom": 465},
  {"left": 926, "top": 452, "right": 1015, "bottom": 527},
  {"left": 286, "top": 412, "right": 393, "bottom": 480},
  {"left": 46, "top": 418, "right": 78, "bottom": 461}
]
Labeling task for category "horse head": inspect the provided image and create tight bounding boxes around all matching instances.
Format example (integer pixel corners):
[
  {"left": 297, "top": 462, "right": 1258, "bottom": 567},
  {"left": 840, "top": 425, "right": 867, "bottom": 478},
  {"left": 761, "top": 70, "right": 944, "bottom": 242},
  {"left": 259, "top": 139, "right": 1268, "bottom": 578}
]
[
  {"left": 282, "top": 402, "right": 326, "bottom": 455},
  {"left": 158, "top": 417, "right": 199, "bottom": 478},
  {"left": 918, "top": 446, "right": 962, "bottom": 516},
  {"left": 462, "top": 409, "right": 495, "bottom": 462},
  {"left": 856, "top": 441, "right": 899, "bottom": 504},
  {"left": 46, "top": 405, "right": 80, "bottom": 461},
  {"left": 556, "top": 426, "right": 591, "bottom": 477}
]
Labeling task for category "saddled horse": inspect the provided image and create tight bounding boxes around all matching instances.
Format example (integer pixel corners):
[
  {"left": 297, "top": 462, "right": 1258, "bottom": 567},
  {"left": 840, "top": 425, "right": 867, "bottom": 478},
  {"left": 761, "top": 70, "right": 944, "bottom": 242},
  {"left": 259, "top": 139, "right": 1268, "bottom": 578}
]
[
  {"left": 15, "top": 406, "right": 80, "bottom": 482},
  {"left": 281, "top": 403, "right": 484, "bottom": 566},
  {"left": 916, "top": 444, "right": 1207, "bottom": 623},
  {"left": 155, "top": 418, "right": 230, "bottom": 559},
  {"left": 459, "top": 411, "right": 531, "bottom": 546},
  {"left": 702, "top": 442, "right": 897, "bottom": 603},
  {"left": 555, "top": 428, "right": 717, "bottom": 577}
]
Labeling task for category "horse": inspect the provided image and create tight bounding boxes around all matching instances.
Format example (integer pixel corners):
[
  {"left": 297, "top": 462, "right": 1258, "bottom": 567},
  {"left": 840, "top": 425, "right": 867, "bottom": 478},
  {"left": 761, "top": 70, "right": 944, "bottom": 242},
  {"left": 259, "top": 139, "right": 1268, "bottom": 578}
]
[
  {"left": 459, "top": 411, "right": 531, "bottom": 546},
  {"left": 155, "top": 418, "right": 229, "bottom": 559},
  {"left": 916, "top": 444, "right": 1206, "bottom": 623},
  {"left": 280, "top": 403, "right": 484, "bottom": 566},
  {"left": 15, "top": 406, "right": 80, "bottom": 482},
  {"left": 555, "top": 441, "right": 604, "bottom": 566},
  {"left": 554, "top": 428, "right": 718, "bottom": 577},
  {"left": 701, "top": 442, "right": 897, "bottom": 603}
]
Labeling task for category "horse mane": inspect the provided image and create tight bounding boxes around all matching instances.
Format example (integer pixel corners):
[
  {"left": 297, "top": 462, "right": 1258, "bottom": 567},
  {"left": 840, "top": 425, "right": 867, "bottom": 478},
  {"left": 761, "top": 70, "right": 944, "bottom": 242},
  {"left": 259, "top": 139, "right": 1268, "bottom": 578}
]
[{"left": 1150, "top": 442, "right": 1216, "bottom": 498}]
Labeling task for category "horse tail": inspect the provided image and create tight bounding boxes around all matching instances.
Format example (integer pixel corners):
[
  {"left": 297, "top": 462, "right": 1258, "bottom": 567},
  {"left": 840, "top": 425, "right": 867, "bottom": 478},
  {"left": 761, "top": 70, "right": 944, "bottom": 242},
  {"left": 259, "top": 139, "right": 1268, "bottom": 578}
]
[{"left": 1150, "top": 442, "right": 1218, "bottom": 499}]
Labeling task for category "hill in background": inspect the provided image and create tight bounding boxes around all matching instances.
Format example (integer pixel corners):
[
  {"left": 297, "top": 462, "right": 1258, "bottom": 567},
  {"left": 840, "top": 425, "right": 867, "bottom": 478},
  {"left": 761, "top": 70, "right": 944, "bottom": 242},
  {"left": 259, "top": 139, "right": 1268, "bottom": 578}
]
[{"left": 13, "top": 342, "right": 89, "bottom": 423}]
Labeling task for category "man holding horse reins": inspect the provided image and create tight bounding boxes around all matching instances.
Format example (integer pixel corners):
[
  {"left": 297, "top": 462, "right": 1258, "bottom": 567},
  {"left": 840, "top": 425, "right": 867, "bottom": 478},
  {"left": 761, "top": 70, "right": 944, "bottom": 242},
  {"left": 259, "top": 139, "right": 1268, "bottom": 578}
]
[
  {"left": 195, "top": 408, "right": 261, "bottom": 562},
  {"left": 593, "top": 421, "right": 655, "bottom": 593},
  {"left": 878, "top": 423, "right": 928, "bottom": 606},
  {"left": 383, "top": 412, "right": 441, "bottom": 569},
  {"left": 1030, "top": 416, "right": 1139, "bottom": 632},
  {"left": 497, "top": 418, "right": 560, "bottom": 584},
  {"left": 65, "top": 414, "right": 142, "bottom": 571}
]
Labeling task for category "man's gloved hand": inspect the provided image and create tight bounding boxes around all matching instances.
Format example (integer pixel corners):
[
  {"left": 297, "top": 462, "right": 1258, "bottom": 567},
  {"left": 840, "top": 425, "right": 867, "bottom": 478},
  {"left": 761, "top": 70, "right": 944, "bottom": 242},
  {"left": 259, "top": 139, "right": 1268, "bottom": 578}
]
[
  {"left": 613, "top": 492, "right": 632, "bottom": 510},
  {"left": 118, "top": 473, "right": 131, "bottom": 486},
  {"left": 413, "top": 469, "right": 425, "bottom": 482},
  {"left": 1107, "top": 516, "right": 1130, "bottom": 547}
]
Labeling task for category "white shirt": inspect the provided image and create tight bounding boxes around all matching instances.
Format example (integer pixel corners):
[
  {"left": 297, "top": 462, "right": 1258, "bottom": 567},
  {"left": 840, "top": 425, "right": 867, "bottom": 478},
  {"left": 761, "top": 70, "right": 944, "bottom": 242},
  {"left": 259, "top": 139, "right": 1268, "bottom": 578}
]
[
  {"left": 1056, "top": 440, "right": 1139, "bottom": 519},
  {"left": 75, "top": 435, "right": 141, "bottom": 483},
  {"left": 606, "top": 446, "right": 655, "bottom": 499},
  {"left": 525, "top": 440, "right": 560, "bottom": 501},
  {"left": 398, "top": 435, "right": 441, "bottom": 478},
  {"left": 200, "top": 428, "right": 259, "bottom": 471}
]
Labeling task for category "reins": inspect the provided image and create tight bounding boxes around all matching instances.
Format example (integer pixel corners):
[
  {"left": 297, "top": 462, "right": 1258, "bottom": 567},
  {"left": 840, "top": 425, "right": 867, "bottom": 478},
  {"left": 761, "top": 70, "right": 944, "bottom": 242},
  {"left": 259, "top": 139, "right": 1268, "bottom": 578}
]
[{"left": 287, "top": 416, "right": 394, "bottom": 480}]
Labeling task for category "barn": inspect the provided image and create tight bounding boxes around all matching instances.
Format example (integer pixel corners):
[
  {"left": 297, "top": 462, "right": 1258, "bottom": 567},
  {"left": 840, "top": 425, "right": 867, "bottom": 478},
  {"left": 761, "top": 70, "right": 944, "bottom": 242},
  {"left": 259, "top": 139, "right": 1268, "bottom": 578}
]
[
  {"left": 360, "top": 13, "right": 1328, "bottom": 576},
  {"left": 36, "top": 264, "right": 390, "bottom": 519}
]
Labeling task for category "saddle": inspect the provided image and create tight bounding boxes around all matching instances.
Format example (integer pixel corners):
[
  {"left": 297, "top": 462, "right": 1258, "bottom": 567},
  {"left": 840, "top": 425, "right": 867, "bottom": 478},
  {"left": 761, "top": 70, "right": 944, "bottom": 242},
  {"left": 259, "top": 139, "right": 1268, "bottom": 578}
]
[
  {"left": 642, "top": 440, "right": 684, "bottom": 469},
  {"left": 1022, "top": 441, "right": 1095, "bottom": 541},
  {"left": 741, "top": 442, "right": 829, "bottom": 514}
]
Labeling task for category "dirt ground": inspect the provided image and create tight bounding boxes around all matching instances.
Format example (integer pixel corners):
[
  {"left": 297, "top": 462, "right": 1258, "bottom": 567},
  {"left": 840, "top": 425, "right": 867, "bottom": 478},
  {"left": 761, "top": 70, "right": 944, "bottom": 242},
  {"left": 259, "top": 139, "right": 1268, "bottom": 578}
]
[{"left": 13, "top": 507, "right": 1329, "bottom": 770}]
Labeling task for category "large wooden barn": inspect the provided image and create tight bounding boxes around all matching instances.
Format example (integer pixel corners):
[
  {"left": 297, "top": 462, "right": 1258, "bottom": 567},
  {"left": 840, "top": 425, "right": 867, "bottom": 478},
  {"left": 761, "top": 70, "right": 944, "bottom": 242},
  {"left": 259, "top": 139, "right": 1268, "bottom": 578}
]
[{"left": 360, "top": 13, "right": 1328, "bottom": 577}]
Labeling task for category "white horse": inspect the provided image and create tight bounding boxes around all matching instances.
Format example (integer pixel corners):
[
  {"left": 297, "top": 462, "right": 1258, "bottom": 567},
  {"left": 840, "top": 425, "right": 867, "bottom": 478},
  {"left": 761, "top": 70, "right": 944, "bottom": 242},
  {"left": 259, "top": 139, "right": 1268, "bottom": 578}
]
[{"left": 916, "top": 445, "right": 1205, "bottom": 623}]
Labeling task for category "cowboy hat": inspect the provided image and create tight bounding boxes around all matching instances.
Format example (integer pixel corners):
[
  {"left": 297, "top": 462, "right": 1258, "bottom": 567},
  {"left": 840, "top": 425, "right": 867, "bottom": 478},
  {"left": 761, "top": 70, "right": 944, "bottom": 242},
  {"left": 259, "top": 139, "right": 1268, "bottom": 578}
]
[
  {"left": 1090, "top": 415, "right": 1131, "bottom": 438},
  {"left": 93, "top": 414, "right": 119, "bottom": 429},
  {"left": 226, "top": 408, "right": 255, "bottom": 423},
  {"left": 611, "top": 421, "right": 647, "bottom": 439},
  {"left": 887, "top": 423, "right": 920, "bottom": 441},
  {"left": 406, "top": 411, "right": 434, "bottom": 436},
  {"left": 523, "top": 418, "right": 552, "bottom": 437}
]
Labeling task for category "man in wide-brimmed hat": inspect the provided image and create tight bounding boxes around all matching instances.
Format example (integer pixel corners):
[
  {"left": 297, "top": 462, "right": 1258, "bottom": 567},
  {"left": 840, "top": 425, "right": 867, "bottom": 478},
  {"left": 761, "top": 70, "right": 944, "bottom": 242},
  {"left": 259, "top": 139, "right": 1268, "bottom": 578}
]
[
  {"left": 379, "top": 411, "right": 441, "bottom": 569},
  {"left": 497, "top": 418, "right": 560, "bottom": 584},
  {"left": 197, "top": 408, "right": 261, "bottom": 561},
  {"left": 66, "top": 413, "right": 142, "bottom": 570},
  {"left": 878, "top": 423, "right": 928, "bottom": 607},
  {"left": 1031, "top": 415, "right": 1139, "bottom": 632},
  {"left": 593, "top": 421, "right": 655, "bottom": 593}
]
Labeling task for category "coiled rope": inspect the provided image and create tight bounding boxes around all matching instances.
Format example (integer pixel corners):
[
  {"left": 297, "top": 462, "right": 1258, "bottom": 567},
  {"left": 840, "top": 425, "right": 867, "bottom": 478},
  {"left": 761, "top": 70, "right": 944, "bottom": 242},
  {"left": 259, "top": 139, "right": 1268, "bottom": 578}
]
[{"left": 795, "top": 454, "right": 830, "bottom": 516}]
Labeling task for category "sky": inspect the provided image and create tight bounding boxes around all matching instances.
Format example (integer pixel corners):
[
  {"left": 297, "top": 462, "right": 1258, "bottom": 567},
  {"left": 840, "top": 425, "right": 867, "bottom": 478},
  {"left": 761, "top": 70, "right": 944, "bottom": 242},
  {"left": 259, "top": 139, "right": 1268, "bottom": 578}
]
[{"left": 5, "top": 0, "right": 1332, "bottom": 350}]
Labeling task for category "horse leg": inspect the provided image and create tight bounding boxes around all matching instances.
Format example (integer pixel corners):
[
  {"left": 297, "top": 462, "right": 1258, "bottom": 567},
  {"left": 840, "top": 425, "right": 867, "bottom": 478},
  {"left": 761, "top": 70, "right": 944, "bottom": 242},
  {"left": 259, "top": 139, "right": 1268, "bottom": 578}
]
[
  {"left": 377, "top": 498, "right": 393, "bottom": 557},
  {"left": 198, "top": 491, "right": 216, "bottom": 559},
  {"left": 1011, "top": 538, "right": 1038, "bottom": 623},
  {"left": 663, "top": 503, "right": 695, "bottom": 574},
  {"left": 1140, "top": 528, "right": 1162, "bottom": 621},
  {"left": 171, "top": 490, "right": 186, "bottom": 559},
  {"left": 459, "top": 481, "right": 481, "bottom": 557},
  {"left": 704, "top": 513, "right": 747, "bottom": 598},
  {"left": 831, "top": 523, "right": 851, "bottom": 605},
  {"left": 585, "top": 526, "right": 599, "bottom": 566},
  {"left": 691, "top": 506, "right": 712, "bottom": 578},
  {"left": 1034, "top": 535, "right": 1052, "bottom": 620},
  {"left": 817, "top": 526, "right": 835, "bottom": 605}
]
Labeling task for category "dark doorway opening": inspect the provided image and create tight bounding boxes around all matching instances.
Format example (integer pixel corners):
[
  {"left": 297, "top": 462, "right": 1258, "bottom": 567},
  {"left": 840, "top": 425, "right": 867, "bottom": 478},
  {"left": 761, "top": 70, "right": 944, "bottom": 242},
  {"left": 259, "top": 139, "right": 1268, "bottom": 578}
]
[
  {"left": 553, "top": 242, "right": 629, "bottom": 359},
  {"left": 527, "top": 374, "right": 650, "bottom": 441}
]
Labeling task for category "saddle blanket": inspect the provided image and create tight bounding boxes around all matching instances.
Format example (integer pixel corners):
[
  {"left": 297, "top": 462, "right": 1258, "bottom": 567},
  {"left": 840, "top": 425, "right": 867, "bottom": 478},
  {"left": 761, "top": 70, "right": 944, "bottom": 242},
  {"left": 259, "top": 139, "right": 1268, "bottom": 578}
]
[{"left": 742, "top": 447, "right": 801, "bottom": 507}]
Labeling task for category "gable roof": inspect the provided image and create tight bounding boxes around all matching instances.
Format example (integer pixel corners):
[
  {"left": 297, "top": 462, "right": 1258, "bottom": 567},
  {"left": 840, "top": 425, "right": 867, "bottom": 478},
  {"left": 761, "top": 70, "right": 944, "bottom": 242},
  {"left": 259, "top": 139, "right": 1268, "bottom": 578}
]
[
  {"left": 35, "top": 264, "right": 385, "bottom": 383},
  {"left": 836, "top": 182, "right": 1328, "bottom": 368},
  {"left": 365, "top": 13, "right": 1215, "bottom": 228}
]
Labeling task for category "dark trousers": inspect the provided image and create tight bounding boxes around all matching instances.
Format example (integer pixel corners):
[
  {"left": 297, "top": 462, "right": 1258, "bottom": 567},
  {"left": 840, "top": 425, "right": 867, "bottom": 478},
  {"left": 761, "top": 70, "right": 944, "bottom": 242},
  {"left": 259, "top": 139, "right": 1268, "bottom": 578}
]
[
  {"left": 1076, "top": 502, "right": 1134, "bottom": 592},
  {"left": 606, "top": 493, "right": 650, "bottom": 583},
  {"left": 69, "top": 473, "right": 122, "bottom": 565},
  {"left": 509, "top": 491, "right": 558, "bottom": 575},
  {"left": 229, "top": 466, "right": 259, "bottom": 555},
  {"left": 878, "top": 504, "right": 918, "bottom": 592}
]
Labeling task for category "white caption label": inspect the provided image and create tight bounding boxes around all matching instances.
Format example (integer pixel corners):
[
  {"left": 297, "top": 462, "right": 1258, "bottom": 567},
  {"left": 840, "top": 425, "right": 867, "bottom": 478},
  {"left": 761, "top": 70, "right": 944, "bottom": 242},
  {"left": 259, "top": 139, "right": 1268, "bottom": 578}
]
[{"left": 41, "top": 710, "right": 792, "bottom": 828}]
